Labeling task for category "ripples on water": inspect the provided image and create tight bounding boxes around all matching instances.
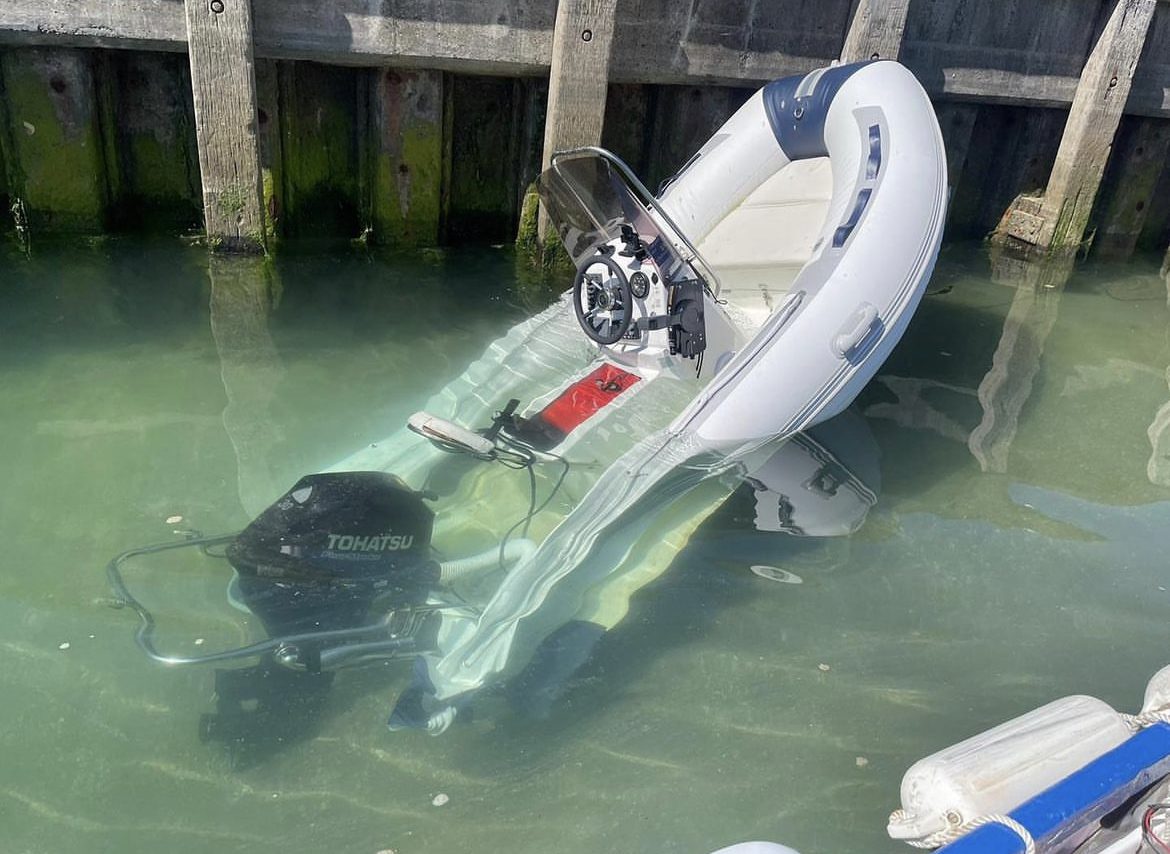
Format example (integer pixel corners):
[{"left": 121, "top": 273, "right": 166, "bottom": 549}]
[{"left": 2, "top": 238, "right": 1170, "bottom": 854}]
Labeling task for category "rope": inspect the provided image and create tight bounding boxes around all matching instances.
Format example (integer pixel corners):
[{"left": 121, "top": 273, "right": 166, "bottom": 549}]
[
  {"left": 1122, "top": 709, "right": 1170, "bottom": 731},
  {"left": 889, "top": 810, "right": 1036, "bottom": 854}
]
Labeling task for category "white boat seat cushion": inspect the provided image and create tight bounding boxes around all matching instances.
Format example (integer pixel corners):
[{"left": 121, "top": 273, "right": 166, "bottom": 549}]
[{"left": 696, "top": 157, "right": 833, "bottom": 328}]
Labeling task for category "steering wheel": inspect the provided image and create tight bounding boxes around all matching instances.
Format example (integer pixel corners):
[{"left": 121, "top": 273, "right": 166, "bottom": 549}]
[{"left": 573, "top": 254, "right": 634, "bottom": 346}]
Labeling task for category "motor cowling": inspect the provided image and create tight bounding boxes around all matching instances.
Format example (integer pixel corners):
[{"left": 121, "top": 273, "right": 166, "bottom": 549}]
[{"left": 226, "top": 472, "right": 437, "bottom": 637}]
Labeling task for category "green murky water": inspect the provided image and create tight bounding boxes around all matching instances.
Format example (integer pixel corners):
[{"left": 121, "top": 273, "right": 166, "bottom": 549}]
[{"left": 3, "top": 238, "right": 1170, "bottom": 854}]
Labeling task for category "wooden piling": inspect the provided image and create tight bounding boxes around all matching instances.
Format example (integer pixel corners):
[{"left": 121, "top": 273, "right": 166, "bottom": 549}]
[
  {"left": 840, "top": 0, "right": 911, "bottom": 63},
  {"left": 184, "top": 0, "right": 266, "bottom": 253},
  {"left": 537, "top": 0, "right": 618, "bottom": 243},
  {"left": 995, "top": 0, "right": 1157, "bottom": 256}
]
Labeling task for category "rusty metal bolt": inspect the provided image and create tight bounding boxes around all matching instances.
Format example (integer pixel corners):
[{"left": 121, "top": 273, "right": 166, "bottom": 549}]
[
  {"left": 582, "top": 28, "right": 593, "bottom": 42},
  {"left": 210, "top": 0, "right": 225, "bottom": 13}
]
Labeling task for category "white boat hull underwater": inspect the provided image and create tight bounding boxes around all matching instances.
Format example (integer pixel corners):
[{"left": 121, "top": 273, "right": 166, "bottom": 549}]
[{"left": 106, "top": 60, "right": 946, "bottom": 756}]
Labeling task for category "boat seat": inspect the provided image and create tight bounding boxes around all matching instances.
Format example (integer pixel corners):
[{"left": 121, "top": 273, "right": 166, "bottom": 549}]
[{"left": 696, "top": 158, "right": 833, "bottom": 329}]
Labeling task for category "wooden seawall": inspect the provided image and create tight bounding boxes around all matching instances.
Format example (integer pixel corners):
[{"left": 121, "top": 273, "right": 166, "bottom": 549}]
[{"left": 1, "top": 0, "right": 1169, "bottom": 260}]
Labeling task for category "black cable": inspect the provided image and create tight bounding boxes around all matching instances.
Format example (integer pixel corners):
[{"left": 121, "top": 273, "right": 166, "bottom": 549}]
[
  {"left": 494, "top": 436, "right": 572, "bottom": 572},
  {"left": 1144, "top": 803, "right": 1170, "bottom": 854},
  {"left": 521, "top": 463, "right": 538, "bottom": 538}
]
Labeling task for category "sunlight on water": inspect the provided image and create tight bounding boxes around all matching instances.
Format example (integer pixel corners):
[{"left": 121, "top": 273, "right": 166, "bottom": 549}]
[{"left": 3, "top": 238, "right": 1170, "bottom": 854}]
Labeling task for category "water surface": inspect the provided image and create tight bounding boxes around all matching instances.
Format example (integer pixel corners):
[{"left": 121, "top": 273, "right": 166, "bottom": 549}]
[{"left": 3, "top": 238, "right": 1170, "bottom": 854}]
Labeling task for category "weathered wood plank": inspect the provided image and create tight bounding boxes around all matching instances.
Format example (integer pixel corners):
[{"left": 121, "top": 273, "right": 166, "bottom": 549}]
[
  {"left": 106, "top": 51, "right": 201, "bottom": 231},
  {"left": 841, "top": 0, "right": 911, "bottom": 63},
  {"left": 952, "top": 106, "right": 1066, "bottom": 241},
  {"left": 1090, "top": 115, "right": 1170, "bottom": 258},
  {"left": 253, "top": 58, "right": 281, "bottom": 244},
  {"left": 1003, "top": 0, "right": 1158, "bottom": 254},
  {"left": 0, "top": 0, "right": 188, "bottom": 53},
  {"left": 934, "top": 102, "right": 979, "bottom": 201},
  {"left": 609, "top": 0, "right": 851, "bottom": 85},
  {"left": 251, "top": 0, "right": 555, "bottom": 74},
  {"left": 538, "top": 0, "right": 617, "bottom": 241},
  {"left": 277, "top": 62, "right": 362, "bottom": 239},
  {"left": 184, "top": 0, "right": 266, "bottom": 253},
  {"left": 601, "top": 83, "right": 652, "bottom": 176},
  {"left": 447, "top": 75, "right": 524, "bottom": 244},
  {"left": 369, "top": 68, "right": 444, "bottom": 247},
  {"left": 0, "top": 47, "right": 110, "bottom": 233},
  {"left": 9, "top": 0, "right": 1170, "bottom": 112},
  {"left": 1042, "top": 0, "right": 1157, "bottom": 251},
  {"left": 642, "top": 85, "right": 753, "bottom": 192},
  {"left": 4, "top": 0, "right": 1170, "bottom": 120}
]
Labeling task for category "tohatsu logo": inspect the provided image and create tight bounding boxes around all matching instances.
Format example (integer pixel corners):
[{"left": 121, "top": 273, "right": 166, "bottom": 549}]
[{"left": 326, "top": 533, "right": 415, "bottom": 552}]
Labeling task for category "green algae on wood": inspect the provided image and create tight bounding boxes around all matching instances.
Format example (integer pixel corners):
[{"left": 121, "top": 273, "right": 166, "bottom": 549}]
[
  {"left": 106, "top": 52, "right": 200, "bottom": 233},
  {"left": 0, "top": 81, "right": 10, "bottom": 235},
  {"left": 0, "top": 47, "right": 110, "bottom": 234},
  {"left": 277, "top": 61, "right": 362, "bottom": 240},
  {"left": 254, "top": 59, "right": 283, "bottom": 247},
  {"left": 369, "top": 69, "right": 443, "bottom": 248},
  {"left": 515, "top": 181, "right": 572, "bottom": 280},
  {"left": 445, "top": 75, "right": 524, "bottom": 244}
]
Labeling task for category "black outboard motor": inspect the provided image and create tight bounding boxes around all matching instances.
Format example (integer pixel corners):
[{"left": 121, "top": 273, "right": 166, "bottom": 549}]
[
  {"left": 227, "top": 471, "right": 438, "bottom": 638},
  {"left": 202, "top": 471, "right": 438, "bottom": 766}
]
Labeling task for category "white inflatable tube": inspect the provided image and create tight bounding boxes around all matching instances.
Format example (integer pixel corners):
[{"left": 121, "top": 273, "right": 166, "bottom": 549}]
[
  {"left": 663, "top": 61, "right": 947, "bottom": 450},
  {"left": 709, "top": 845, "right": 801, "bottom": 854}
]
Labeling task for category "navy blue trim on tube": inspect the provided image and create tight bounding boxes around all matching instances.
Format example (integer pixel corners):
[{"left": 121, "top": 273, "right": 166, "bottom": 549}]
[
  {"left": 833, "top": 188, "right": 872, "bottom": 249},
  {"left": 761, "top": 61, "right": 875, "bottom": 161},
  {"left": 866, "top": 124, "right": 882, "bottom": 179}
]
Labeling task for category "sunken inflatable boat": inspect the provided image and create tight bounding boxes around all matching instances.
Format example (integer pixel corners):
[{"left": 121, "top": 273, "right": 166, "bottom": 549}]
[{"left": 108, "top": 60, "right": 946, "bottom": 743}]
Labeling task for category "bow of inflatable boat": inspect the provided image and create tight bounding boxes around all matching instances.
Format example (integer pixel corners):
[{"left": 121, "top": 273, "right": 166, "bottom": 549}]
[{"left": 657, "top": 59, "right": 948, "bottom": 449}]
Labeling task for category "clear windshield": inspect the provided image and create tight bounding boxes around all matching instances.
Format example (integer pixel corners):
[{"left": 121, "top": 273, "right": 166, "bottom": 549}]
[{"left": 537, "top": 150, "right": 688, "bottom": 278}]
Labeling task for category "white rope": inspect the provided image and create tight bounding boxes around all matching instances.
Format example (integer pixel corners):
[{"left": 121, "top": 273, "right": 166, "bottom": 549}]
[
  {"left": 1122, "top": 709, "right": 1170, "bottom": 731},
  {"left": 889, "top": 810, "right": 1036, "bottom": 854}
]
